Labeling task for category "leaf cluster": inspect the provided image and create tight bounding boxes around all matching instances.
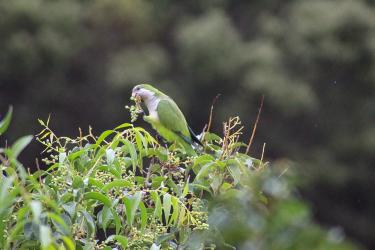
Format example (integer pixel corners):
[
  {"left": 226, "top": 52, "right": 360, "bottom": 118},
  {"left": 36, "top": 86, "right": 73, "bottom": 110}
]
[{"left": 0, "top": 107, "right": 358, "bottom": 250}]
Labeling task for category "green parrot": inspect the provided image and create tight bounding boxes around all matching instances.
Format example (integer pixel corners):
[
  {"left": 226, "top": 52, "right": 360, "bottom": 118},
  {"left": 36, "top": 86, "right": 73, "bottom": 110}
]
[{"left": 131, "top": 84, "right": 202, "bottom": 155}]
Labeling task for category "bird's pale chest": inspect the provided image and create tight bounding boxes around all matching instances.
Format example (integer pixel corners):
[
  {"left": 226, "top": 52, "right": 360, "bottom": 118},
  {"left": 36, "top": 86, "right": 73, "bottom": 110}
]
[{"left": 146, "top": 97, "right": 160, "bottom": 121}]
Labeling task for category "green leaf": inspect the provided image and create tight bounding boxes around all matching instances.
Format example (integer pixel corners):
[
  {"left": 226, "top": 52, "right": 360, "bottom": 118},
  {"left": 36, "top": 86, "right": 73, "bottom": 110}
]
[
  {"left": 195, "top": 162, "right": 216, "bottom": 181},
  {"left": 23, "top": 222, "right": 33, "bottom": 239},
  {"left": 147, "top": 148, "right": 168, "bottom": 162},
  {"left": 122, "top": 139, "right": 138, "bottom": 172},
  {"left": 96, "top": 130, "right": 115, "bottom": 145},
  {"left": 220, "top": 182, "right": 233, "bottom": 192},
  {"left": 59, "top": 152, "right": 67, "bottom": 165},
  {"left": 182, "top": 177, "right": 190, "bottom": 197},
  {"left": 0, "top": 176, "right": 15, "bottom": 205},
  {"left": 150, "top": 191, "right": 162, "bottom": 221},
  {"left": 210, "top": 172, "right": 223, "bottom": 195},
  {"left": 106, "top": 148, "right": 115, "bottom": 164},
  {"left": 105, "top": 235, "right": 128, "bottom": 249},
  {"left": 30, "top": 200, "right": 42, "bottom": 223},
  {"left": 0, "top": 106, "right": 12, "bottom": 136},
  {"left": 203, "top": 132, "right": 221, "bottom": 142},
  {"left": 16, "top": 206, "right": 29, "bottom": 223},
  {"left": 39, "top": 225, "right": 53, "bottom": 248},
  {"left": 228, "top": 164, "right": 241, "bottom": 185},
  {"left": 111, "top": 208, "right": 122, "bottom": 235},
  {"left": 190, "top": 155, "right": 215, "bottom": 175},
  {"left": 67, "top": 149, "right": 85, "bottom": 161},
  {"left": 193, "top": 154, "right": 215, "bottom": 167},
  {"left": 46, "top": 212, "right": 70, "bottom": 234},
  {"left": 178, "top": 206, "right": 186, "bottom": 226},
  {"left": 114, "top": 123, "right": 133, "bottom": 130},
  {"left": 96, "top": 165, "right": 121, "bottom": 179},
  {"left": 166, "top": 179, "right": 178, "bottom": 194},
  {"left": 60, "top": 236, "right": 75, "bottom": 250},
  {"left": 72, "top": 176, "right": 84, "bottom": 189},
  {"left": 151, "top": 176, "right": 166, "bottom": 189},
  {"left": 190, "top": 184, "right": 213, "bottom": 196},
  {"left": 102, "top": 180, "right": 132, "bottom": 193},
  {"left": 87, "top": 178, "right": 104, "bottom": 189},
  {"left": 84, "top": 192, "right": 112, "bottom": 207},
  {"left": 155, "top": 232, "right": 176, "bottom": 245},
  {"left": 134, "top": 128, "right": 149, "bottom": 152},
  {"left": 10, "top": 135, "right": 33, "bottom": 159},
  {"left": 123, "top": 191, "right": 142, "bottom": 227},
  {"left": 81, "top": 211, "right": 96, "bottom": 237},
  {"left": 98, "top": 206, "right": 111, "bottom": 233},
  {"left": 170, "top": 197, "right": 179, "bottom": 225},
  {"left": 5, "top": 219, "right": 27, "bottom": 248},
  {"left": 150, "top": 243, "right": 161, "bottom": 250},
  {"left": 163, "top": 193, "right": 172, "bottom": 224},
  {"left": 139, "top": 201, "right": 147, "bottom": 232}
]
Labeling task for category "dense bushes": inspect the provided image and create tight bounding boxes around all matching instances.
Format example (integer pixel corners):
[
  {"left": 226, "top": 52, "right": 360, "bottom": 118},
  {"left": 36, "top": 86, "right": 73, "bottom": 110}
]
[
  {"left": 0, "top": 107, "right": 359, "bottom": 249},
  {"left": 1, "top": 1, "right": 375, "bottom": 247}
]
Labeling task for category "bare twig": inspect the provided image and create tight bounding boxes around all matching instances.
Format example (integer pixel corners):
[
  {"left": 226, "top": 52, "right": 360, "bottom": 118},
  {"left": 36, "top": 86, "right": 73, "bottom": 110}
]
[
  {"left": 220, "top": 122, "right": 229, "bottom": 160},
  {"left": 205, "top": 94, "right": 221, "bottom": 133},
  {"left": 35, "top": 158, "right": 43, "bottom": 184},
  {"left": 260, "top": 142, "right": 266, "bottom": 168},
  {"left": 78, "top": 127, "right": 83, "bottom": 147},
  {"left": 245, "top": 95, "right": 264, "bottom": 155},
  {"left": 278, "top": 166, "right": 289, "bottom": 178},
  {"left": 220, "top": 117, "right": 243, "bottom": 160}
]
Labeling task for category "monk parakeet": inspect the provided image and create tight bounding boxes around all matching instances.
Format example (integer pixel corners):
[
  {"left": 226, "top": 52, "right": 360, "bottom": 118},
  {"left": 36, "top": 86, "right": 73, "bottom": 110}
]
[{"left": 131, "top": 84, "right": 202, "bottom": 154}]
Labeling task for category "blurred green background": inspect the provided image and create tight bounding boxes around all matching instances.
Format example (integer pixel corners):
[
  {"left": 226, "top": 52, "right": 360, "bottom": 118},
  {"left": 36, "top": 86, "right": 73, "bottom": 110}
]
[{"left": 0, "top": 0, "right": 374, "bottom": 248}]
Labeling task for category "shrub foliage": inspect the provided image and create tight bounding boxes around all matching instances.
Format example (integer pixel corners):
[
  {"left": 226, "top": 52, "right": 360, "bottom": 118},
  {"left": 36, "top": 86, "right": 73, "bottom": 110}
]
[{"left": 0, "top": 107, "right": 358, "bottom": 250}]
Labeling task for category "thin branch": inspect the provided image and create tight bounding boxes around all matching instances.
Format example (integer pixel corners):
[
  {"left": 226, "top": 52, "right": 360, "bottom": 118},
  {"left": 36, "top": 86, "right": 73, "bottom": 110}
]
[
  {"left": 35, "top": 158, "right": 43, "bottom": 184},
  {"left": 278, "top": 166, "right": 289, "bottom": 178},
  {"left": 260, "top": 142, "right": 266, "bottom": 167},
  {"left": 78, "top": 127, "right": 83, "bottom": 147},
  {"left": 245, "top": 95, "right": 264, "bottom": 154},
  {"left": 204, "top": 94, "right": 221, "bottom": 133}
]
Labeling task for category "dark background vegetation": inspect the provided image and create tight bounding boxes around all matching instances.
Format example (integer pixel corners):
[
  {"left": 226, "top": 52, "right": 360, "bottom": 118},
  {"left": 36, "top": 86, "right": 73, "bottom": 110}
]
[{"left": 0, "top": 0, "right": 374, "bottom": 248}]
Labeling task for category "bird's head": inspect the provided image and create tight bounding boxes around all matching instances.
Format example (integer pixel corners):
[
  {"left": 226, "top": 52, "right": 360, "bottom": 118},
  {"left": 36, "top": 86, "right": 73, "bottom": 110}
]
[{"left": 131, "top": 84, "right": 157, "bottom": 103}]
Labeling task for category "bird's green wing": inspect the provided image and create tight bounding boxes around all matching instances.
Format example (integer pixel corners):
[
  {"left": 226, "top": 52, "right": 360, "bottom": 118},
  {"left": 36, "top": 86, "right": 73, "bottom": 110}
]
[{"left": 157, "top": 99, "right": 191, "bottom": 141}]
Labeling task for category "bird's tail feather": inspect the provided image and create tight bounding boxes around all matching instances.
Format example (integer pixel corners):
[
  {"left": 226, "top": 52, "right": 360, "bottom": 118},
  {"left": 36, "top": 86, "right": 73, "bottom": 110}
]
[{"left": 188, "top": 126, "right": 203, "bottom": 146}]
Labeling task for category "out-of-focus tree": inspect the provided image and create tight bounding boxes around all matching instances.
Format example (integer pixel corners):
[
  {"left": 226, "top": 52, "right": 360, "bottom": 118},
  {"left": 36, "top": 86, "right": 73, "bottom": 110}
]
[{"left": 0, "top": 0, "right": 374, "bottom": 248}]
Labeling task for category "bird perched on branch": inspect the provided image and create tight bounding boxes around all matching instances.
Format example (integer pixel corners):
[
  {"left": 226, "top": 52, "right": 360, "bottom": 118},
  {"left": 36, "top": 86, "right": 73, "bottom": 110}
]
[{"left": 131, "top": 84, "right": 202, "bottom": 155}]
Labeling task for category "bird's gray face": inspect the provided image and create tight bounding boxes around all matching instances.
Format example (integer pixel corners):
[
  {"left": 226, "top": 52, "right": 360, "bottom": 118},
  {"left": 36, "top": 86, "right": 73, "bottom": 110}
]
[{"left": 132, "top": 86, "right": 154, "bottom": 103}]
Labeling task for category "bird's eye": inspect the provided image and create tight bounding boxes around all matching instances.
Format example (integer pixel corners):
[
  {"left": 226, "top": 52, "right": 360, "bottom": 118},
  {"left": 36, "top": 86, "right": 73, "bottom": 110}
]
[{"left": 135, "top": 87, "right": 140, "bottom": 91}]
